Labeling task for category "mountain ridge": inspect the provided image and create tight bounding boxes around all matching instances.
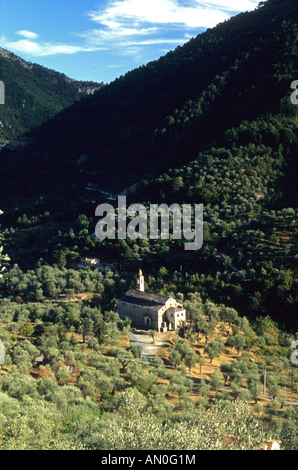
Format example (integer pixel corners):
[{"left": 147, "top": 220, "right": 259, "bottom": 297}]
[{"left": 0, "top": 47, "right": 104, "bottom": 147}]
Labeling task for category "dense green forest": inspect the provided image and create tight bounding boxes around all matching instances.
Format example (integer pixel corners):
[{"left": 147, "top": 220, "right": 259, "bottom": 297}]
[
  {"left": 0, "top": 0, "right": 297, "bottom": 451},
  {"left": 0, "top": 48, "right": 104, "bottom": 147}
]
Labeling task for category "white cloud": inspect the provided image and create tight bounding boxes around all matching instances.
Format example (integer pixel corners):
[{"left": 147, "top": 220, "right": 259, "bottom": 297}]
[
  {"left": 0, "top": 35, "right": 101, "bottom": 57},
  {"left": 82, "top": 0, "right": 260, "bottom": 51},
  {"left": 88, "top": 0, "right": 231, "bottom": 30},
  {"left": 16, "top": 30, "right": 39, "bottom": 39},
  {"left": 198, "top": 0, "right": 260, "bottom": 13}
]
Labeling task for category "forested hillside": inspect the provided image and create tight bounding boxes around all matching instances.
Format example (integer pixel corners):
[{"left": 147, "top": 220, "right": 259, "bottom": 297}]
[
  {"left": 0, "top": 48, "right": 104, "bottom": 147},
  {"left": 133, "top": 114, "right": 298, "bottom": 329},
  {"left": 0, "top": 0, "right": 296, "bottom": 200},
  {"left": 0, "top": 0, "right": 296, "bottom": 329}
]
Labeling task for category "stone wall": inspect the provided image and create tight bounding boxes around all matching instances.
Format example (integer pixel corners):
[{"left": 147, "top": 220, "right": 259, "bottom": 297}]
[{"left": 117, "top": 301, "right": 160, "bottom": 330}]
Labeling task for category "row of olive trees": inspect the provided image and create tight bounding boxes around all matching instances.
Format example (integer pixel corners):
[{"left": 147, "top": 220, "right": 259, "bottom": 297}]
[{"left": 0, "top": 263, "right": 123, "bottom": 302}]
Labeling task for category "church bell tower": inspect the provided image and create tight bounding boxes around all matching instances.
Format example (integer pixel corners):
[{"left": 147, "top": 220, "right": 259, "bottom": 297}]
[{"left": 137, "top": 269, "right": 145, "bottom": 292}]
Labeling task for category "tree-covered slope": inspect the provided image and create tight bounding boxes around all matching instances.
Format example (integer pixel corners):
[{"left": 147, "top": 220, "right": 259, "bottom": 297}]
[
  {"left": 132, "top": 114, "right": 298, "bottom": 328},
  {"left": 0, "top": 48, "right": 104, "bottom": 147},
  {"left": 0, "top": 0, "right": 296, "bottom": 329}
]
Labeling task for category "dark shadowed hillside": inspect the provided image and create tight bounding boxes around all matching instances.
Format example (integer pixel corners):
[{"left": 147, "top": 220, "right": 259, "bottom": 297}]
[{"left": 0, "top": 0, "right": 296, "bottom": 202}]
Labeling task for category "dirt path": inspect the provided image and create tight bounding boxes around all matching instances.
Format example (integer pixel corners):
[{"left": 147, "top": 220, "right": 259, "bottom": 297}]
[{"left": 128, "top": 332, "right": 166, "bottom": 359}]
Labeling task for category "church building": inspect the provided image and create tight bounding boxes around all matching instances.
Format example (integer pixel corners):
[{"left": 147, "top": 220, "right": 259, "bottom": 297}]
[{"left": 117, "top": 270, "right": 186, "bottom": 332}]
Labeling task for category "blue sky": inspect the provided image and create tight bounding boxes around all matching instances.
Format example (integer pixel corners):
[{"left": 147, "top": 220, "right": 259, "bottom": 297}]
[{"left": 0, "top": 0, "right": 260, "bottom": 84}]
